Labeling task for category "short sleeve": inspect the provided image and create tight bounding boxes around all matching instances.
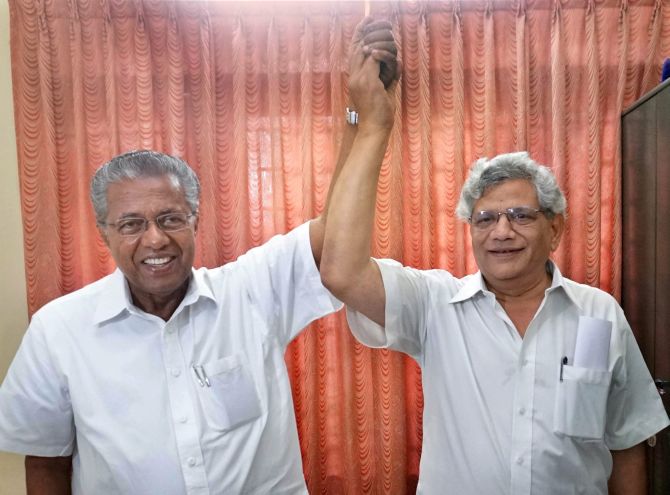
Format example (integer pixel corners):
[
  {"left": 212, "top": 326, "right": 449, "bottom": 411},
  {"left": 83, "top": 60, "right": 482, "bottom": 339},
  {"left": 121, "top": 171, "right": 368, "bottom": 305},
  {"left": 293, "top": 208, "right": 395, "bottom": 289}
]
[
  {"left": 346, "top": 259, "right": 430, "bottom": 361},
  {"left": 0, "top": 313, "right": 75, "bottom": 456},
  {"left": 236, "top": 221, "right": 342, "bottom": 347},
  {"left": 604, "top": 312, "right": 670, "bottom": 450}
]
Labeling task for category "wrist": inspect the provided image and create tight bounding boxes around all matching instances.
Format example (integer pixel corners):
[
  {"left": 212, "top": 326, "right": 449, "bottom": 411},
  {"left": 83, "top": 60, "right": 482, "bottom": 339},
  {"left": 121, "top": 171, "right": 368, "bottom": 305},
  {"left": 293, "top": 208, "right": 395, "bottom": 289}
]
[
  {"left": 345, "top": 107, "right": 394, "bottom": 133},
  {"left": 354, "top": 122, "right": 393, "bottom": 143}
]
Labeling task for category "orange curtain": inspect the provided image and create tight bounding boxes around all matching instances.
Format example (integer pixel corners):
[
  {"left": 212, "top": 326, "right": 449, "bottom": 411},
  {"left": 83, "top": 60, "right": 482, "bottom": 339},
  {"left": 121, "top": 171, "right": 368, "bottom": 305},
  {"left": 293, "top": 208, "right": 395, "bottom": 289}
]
[{"left": 9, "top": 0, "right": 670, "bottom": 492}]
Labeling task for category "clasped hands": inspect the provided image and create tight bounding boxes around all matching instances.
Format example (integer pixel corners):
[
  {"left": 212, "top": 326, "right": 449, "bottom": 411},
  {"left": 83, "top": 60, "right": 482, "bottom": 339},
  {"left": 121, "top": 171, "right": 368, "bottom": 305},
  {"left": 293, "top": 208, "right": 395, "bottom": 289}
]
[{"left": 348, "top": 17, "right": 401, "bottom": 131}]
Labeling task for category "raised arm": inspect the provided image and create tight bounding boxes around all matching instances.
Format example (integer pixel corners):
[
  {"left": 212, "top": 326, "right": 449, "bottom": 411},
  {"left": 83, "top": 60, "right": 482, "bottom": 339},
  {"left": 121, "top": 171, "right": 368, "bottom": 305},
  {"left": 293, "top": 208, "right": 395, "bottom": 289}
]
[
  {"left": 310, "top": 18, "right": 399, "bottom": 268},
  {"left": 319, "top": 18, "right": 400, "bottom": 326}
]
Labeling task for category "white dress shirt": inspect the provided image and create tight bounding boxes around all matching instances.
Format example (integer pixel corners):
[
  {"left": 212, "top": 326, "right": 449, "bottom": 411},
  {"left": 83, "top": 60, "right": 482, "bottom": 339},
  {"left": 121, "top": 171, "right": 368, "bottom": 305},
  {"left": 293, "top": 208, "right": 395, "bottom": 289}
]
[
  {"left": 0, "top": 221, "right": 342, "bottom": 494},
  {"left": 347, "top": 259, "right": 669, "bottom": 495}
]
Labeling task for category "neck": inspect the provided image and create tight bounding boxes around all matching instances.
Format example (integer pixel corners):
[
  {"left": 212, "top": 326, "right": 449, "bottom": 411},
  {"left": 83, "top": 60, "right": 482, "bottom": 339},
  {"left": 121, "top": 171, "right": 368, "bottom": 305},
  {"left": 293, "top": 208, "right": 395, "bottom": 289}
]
[
  {"left": 484, "top": 269, "right": 552, "bottom": 337},
  {"left": 131, "top": 281, "right": 189, "bottom": 322},
  {"left": 486, "top": 270, "right": 552, "bottom": 303}
]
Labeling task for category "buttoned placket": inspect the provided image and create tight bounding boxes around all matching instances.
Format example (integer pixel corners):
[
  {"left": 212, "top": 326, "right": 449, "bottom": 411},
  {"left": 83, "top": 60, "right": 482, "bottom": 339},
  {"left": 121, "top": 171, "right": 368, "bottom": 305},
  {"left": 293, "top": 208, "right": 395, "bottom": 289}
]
[
  {"left": 487, "top": 292, "right": 539, "bottom": 495},
  {"left": 162, "top": 309, "right": 210, "bottom": 495},
  {"left": 508, "top": 291, "right": 554, "bottom": 495},
  {"left": 509, "top": 333, "right": 536, "bottom": 495}
]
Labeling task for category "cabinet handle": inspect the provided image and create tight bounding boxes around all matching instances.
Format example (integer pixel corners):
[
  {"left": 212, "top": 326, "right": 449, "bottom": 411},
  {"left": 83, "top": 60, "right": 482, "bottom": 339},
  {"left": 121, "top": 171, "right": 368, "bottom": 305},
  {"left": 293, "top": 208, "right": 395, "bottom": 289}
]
[{"left": 655, "top": 379, "right": 670, "bottom": 395}]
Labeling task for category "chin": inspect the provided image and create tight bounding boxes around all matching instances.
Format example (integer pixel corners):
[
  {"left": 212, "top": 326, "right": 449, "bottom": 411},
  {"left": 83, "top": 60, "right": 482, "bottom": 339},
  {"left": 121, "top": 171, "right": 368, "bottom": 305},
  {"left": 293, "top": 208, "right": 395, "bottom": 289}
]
[{"left": 483, "top": 268, "right": 523, "bottom": 283}]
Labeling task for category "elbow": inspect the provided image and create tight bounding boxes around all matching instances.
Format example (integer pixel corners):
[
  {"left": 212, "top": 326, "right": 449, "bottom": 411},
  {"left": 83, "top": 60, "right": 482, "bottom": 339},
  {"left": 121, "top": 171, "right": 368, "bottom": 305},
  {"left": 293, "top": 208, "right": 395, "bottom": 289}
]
[{"left": 320, "top": 257, "right": 354, "bottom": 302}]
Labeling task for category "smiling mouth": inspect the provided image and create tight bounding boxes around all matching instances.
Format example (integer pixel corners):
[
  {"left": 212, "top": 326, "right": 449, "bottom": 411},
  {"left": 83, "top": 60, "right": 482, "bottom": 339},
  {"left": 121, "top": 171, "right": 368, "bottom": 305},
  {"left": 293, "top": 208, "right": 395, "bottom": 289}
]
[
  {"left": 489, "top": 248, "right": 523, "bottom": 255},
  {"left": 142, "top": 256, "right": 174, "bottom": 267}
]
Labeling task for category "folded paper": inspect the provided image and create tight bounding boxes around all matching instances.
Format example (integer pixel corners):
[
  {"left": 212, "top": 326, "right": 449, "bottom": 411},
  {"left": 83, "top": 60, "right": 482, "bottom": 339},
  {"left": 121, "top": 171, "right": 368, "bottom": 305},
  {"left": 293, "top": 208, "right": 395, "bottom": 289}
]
[{"left": 573, "top": 316, "right": 612, "bottom": 371}]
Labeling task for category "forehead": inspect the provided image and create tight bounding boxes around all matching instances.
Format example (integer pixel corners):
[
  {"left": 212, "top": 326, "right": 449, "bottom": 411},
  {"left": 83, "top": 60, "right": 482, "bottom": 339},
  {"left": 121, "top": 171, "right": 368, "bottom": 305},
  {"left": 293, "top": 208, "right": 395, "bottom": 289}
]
[
  {"left": 474, "top": 179, "right": 538, "bottom": 209},
  {"left": 105, "top": 175, "right": 188, "bottom": 218}
]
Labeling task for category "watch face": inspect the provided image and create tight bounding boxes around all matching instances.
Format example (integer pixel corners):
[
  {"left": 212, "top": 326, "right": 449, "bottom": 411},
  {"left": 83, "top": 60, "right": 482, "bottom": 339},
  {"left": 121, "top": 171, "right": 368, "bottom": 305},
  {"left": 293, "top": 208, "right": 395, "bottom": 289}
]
[{"left": 346, "top": 107, "right": 358, "bottom": 125}]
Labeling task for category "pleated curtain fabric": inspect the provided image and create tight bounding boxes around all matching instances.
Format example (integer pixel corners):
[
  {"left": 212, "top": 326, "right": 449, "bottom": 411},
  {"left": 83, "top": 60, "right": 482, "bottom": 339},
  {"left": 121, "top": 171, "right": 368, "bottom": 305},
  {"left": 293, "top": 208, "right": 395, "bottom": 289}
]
[{"left": 8, "top": 0, "right": 670, "bottom": 492}]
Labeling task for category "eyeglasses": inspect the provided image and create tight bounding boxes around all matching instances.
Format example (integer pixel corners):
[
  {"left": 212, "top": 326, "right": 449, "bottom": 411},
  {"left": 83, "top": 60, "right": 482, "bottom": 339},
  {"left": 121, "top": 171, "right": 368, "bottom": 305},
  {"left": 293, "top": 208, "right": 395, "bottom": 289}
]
[
  {"left": 469, "top": 206, "right": 546, "bottom": 231},
  {"left": 102, "top": 212, "right": 196, "bottom": 237}
]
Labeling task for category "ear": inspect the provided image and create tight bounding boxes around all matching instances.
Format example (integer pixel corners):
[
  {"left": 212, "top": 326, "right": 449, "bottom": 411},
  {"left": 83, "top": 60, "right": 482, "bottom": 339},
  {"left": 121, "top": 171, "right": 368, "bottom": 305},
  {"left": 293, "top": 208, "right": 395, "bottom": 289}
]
[
  {"left": 549, "top": 214, "right": 565, "bottom": 251},
  {"left": 192, "top": 214, "right": 199, "bottom": 234}
]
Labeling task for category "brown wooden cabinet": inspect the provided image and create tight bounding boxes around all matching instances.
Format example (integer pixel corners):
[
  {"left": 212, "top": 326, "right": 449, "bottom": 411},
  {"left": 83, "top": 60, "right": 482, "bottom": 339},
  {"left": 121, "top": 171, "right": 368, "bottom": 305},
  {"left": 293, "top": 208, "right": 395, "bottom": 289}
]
[{"left": 622, "top": 77, "right": 670, "bottom": 495}]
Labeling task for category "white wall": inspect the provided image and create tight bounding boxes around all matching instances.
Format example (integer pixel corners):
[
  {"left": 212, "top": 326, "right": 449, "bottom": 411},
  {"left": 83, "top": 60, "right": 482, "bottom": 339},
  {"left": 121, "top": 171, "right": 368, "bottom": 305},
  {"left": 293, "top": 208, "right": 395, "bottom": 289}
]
[
  {"left": 0, "top": 0, "right": 28, "bottom": 380},
  {"left": 0, "top": 0, "right": 29, "bottom": 491}
]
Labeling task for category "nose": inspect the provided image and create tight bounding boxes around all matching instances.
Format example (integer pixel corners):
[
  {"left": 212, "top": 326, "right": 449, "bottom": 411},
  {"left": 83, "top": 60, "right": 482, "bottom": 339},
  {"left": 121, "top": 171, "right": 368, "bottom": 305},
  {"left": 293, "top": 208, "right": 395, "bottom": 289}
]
[
  {"left": 140, "top": 220, "right": 170, "bottom": 248},
  {"left": 490, "top": 213, "right": 515, "bottom": 239}
]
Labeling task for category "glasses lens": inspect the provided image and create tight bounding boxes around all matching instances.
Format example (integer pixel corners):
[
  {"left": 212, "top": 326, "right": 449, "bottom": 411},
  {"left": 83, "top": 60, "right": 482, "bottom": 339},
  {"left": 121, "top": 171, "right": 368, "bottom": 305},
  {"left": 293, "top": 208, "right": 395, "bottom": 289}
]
[
  {"left": 508, "top": 207, "right": 540, "bottom": 225},
  {"left": 156, "top": 212, "right": 190, "bottom": 232},
  {"left": 116, "top": 218, "right": 146, "bottom": 236},
  {"left": 472, "top": 211, "right": 497, "bottom": 229}
]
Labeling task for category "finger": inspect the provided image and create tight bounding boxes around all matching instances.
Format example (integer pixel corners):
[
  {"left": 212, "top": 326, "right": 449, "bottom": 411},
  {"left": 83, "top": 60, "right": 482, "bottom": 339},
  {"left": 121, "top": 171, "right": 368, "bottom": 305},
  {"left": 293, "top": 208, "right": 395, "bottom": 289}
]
[
  {"left": 362, "top": 19, "right": 393, "bottom": 34},
  {"left": 379, "top": 63, "right": 396, "bottom": 89},
  {"left": 363, "top": 29, "right": 395, "bottom": 45},
  {"left": 378, "top": 57, "right": 401, "bottom": 89},
  {"left": 363, "top": 41, "right": 398, "bottom": 57},
  {"left": 371, "top": 50, "right": 398, "bottom": 68},
  {"left": 352, "top": 16, "right": 375, "bottom": 43},
  {"left": 361, "top": 54, "right": 385, "bottom": 82}
]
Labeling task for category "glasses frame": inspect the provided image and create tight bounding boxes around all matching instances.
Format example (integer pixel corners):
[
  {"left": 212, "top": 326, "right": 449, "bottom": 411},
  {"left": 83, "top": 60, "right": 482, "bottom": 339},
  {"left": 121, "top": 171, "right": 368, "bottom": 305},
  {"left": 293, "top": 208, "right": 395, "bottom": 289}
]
[
  {"left": 468, "top": 206, "right": 546, "bottom": 231},
  {"left": 102, "top": 212, "right": 197, "bottom": 237}
]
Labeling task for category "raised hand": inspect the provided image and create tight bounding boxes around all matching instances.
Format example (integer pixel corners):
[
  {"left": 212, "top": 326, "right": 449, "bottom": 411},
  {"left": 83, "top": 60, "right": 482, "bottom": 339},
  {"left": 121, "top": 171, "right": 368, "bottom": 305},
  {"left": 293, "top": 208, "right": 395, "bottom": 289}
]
[
  {"left": 347, "top": 17, "right": 401, "bottom": 131},
  {"left": 349, "top": 18, "right": 401, "bottom": 89}
]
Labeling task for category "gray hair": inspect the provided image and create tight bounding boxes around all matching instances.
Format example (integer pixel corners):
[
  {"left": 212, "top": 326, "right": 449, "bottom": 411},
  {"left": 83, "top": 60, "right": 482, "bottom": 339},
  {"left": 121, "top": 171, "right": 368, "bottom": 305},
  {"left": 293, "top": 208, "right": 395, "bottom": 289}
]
[
  {"left": 455, "top": 151, "right": 567, "bottom": 221},
  {"left": 90, "top": 150, "right": 200, "bottom": 224}
]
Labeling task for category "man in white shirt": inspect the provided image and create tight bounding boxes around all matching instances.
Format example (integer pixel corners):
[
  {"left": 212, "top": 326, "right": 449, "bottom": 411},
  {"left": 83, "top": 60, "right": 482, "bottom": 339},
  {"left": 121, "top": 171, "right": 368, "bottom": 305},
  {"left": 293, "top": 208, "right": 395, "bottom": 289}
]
[
  {"left": 0, "top": 19, "right": 399, "bottom": 494},
  {"left": 320, "top": 35, "right": 670, "bottom": 495}
]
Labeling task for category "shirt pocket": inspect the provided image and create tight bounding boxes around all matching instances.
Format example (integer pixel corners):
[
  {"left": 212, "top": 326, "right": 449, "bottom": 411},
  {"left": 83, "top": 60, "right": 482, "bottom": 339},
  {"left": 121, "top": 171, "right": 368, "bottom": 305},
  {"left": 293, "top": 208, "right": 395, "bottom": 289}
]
[
  {"left": 196, "top": 354, "right": 262, "bottom": 432},
  {"left": 553, "top": 365, "right": 612, "bottom": 440}
]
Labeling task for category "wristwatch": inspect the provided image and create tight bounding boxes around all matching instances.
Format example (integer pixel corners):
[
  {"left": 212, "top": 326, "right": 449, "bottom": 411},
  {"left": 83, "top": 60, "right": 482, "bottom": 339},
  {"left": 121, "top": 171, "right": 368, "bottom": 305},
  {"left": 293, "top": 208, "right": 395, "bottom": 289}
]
[{"left": 345, "top": 107, "right": 359, "bottom": 125}]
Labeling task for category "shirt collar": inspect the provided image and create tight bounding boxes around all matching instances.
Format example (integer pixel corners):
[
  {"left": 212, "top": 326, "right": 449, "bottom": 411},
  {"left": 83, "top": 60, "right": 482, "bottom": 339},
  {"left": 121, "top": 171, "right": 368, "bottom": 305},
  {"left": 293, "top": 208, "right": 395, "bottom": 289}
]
[
  {"left": 448, "top": 260, "right": 580, "bottom": 307},
  {"left": 449, "top": 272, "right": 489, "bottom": 303},
  {"left": 544, "top": 261, "right": 582, "bottom": 309},
  {"left": 93, "top": 267, "right": 217, "bottom": 325}
]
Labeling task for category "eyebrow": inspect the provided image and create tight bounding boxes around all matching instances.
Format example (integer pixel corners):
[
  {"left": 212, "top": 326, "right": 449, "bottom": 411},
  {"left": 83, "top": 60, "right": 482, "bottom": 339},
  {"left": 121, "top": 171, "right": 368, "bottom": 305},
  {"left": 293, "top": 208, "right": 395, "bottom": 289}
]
[{"left": 115, "top": 208, "right": 184, "bottom": 220}]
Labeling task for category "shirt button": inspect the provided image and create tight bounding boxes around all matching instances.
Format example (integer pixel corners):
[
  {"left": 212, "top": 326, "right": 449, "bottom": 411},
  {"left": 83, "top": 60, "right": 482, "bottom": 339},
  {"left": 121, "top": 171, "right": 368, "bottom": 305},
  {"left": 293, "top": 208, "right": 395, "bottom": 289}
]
[
  {"left": 518, "top": 407, "right": 526, "bottom": 416},
  {"left": 178, "top": 416, "right": 188, "bottom": 424},
  {"left": 522, "top": 359, "right": 529, "bottom": 366},
  {"left": 171, "top": 368, "right": 181, "bottom": 377},
  {"left": 187, "top": 457, "right": 197, "bottom": 467},
  {"left": 516, "top": 457, "right": 524, "bottom": 465}
]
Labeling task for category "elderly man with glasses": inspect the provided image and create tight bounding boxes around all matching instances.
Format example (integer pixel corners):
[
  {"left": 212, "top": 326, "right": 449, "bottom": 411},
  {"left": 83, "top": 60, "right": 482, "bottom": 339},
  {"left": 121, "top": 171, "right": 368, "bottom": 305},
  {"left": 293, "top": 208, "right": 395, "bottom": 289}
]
[
  {"left": 0, "top": 149, "right": 341, "bottom": 494},
  {"left": 0, "top": 18, "right": 401, "bottom": 494},
  {"left": 320, "top": 37, "right": 669, "bottom": 494}
]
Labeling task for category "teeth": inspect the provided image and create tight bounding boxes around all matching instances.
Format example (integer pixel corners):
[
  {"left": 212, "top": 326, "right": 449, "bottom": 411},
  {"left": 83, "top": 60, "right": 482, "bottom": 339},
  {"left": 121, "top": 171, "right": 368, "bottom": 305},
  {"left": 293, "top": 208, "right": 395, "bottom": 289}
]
[{"left": 144, "top": 257, "right": 171, "bottom": 265}]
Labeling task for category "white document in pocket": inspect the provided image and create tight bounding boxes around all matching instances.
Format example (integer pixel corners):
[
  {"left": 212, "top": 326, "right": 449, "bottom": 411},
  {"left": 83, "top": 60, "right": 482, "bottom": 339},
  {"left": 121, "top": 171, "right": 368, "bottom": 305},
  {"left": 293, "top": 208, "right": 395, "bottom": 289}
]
[{"left": 573, "top": 316, "right": 612, "bottom": 371}]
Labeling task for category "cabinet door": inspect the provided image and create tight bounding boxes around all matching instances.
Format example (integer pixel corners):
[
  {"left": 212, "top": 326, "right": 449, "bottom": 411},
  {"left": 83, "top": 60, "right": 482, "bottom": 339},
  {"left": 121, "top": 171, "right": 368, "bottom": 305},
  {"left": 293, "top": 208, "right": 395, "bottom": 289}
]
[
  {"left": 622, "top": 95, "right": 656, "bottom": 366},
  {"left": 651, "top": 84, "right": 670, "bottom": 495},
  {"left": 622, "top": 81, "right": 670, "bottom": 495}
]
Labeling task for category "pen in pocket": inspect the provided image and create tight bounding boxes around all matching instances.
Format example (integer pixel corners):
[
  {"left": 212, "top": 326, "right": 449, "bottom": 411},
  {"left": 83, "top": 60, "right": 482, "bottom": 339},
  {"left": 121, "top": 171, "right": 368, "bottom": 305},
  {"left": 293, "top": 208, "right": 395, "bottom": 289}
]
[
  {"left": 559, "top": 356, "right": 568, "bottom": 382},
  {"left": 192, "top": 364, "right": 211, "bottom": 387}
]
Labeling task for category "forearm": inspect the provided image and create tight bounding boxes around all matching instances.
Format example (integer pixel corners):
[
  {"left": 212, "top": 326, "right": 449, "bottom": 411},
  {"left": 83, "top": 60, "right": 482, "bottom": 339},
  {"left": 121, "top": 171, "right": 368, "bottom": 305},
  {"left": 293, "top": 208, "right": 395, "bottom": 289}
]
[
  {"left": 608, "top": 443, "right": 646, "bottom": 495},
  {"left": 320, "top": 125, "right": 391, "bottom": 323},
  {"left": 310, "top": 116, "right": 358, "bottom": 266},
  {"left": 25, "top": 455, "right": 72, "bottom": 495},
  {"left": 324, "top": 112, "right": 359, "bottom": 220},
  {"left": 323, "top": 127, "right": 390, "bottom": 275}
]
